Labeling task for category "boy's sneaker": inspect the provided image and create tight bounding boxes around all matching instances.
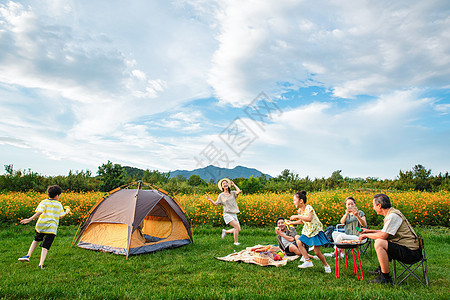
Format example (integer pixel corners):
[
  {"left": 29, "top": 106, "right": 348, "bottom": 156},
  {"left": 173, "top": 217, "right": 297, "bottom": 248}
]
[
  {"left": 38, "top": 265, "right": 45, "bottom": 269},
  {"left": 311, "top": 255, "right": 319, "bottom": 260},
  {"left": 221, "top": 229, "right": 227, "bottom": 239},
  {"left": 324, "top": 265, "right": 332, "bottom": 273},
  {"left": 233, "top": 242, "right": 241, "bottom": 246},
  {"left": 368, "top": 274, "right": 392, "bottom": 285},
  {"left": 324, "top": 252, "right": 335, "bottom": 257},
  {"left": 18, "top": 255, "right": 30, "bottom": 262},
  {"left": 298, "top": 260, "right": 313, "bottom": 268},
  {"left": 368, "top": 266, "right": 381, "bottom": 275}
]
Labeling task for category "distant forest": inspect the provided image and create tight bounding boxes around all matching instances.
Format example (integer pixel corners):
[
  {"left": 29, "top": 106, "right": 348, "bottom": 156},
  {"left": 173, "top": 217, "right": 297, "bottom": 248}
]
[{"left": 0, "top": 161, "right": 449, "bottom": 194}]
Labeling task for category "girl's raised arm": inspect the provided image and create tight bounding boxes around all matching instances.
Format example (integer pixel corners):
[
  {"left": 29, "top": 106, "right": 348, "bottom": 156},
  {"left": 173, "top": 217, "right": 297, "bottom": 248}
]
[
  {"left": 231, "top": 180, "right": 241, "bottom": 195},
  {"left": 206, "top": 194, "right": 219, "bottom": 206},
  {"left": 289, "top": 214, "right": 303, "bottom": 225}
]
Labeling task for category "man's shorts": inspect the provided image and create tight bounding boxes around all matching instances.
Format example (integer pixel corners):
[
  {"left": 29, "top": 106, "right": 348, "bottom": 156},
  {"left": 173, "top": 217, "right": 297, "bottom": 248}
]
[
  {"left": 387, "top": 241, "right": 422, "bottom": 264},
  {"left": 284, "top": 242, "right": 297, "bottom": 256},
  {"left": 284, "top": 240, "right": 308, "bottom": 256},
  {"left": 34, "top": 231, "right": 56, "bottom": 250},
  {"left": 223, "top": 213, "right": 239, "bottom": 225}
]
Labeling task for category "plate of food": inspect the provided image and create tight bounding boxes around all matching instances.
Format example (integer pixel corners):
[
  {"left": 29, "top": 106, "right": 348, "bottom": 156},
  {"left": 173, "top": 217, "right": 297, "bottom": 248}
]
[{"left": 333, "top": 239, "right": 367, "bottom": 248}]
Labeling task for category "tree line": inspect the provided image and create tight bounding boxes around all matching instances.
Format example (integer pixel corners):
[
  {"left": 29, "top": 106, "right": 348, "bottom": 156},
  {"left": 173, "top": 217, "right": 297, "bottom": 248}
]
[{"left": 0, "top": 162, "right": 449, "bottom": 194}]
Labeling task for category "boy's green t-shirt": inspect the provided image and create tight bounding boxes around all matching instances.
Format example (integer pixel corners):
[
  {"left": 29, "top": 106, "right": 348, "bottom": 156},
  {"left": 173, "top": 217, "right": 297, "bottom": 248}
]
[{"left": 35, "top": 199, "right": 65, "bottom": 234}]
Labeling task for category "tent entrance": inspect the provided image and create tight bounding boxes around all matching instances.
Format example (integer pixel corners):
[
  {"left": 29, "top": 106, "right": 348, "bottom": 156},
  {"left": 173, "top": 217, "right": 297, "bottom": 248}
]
[{"left": 140, "top": 203, "right": 172, "bottom": 243}]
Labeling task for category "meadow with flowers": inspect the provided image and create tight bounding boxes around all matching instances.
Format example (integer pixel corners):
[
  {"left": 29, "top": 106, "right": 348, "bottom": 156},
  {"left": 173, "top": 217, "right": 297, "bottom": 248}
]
[
  {"left": 1, "top": 189, "right": 448, "bottom": 228},
  {"left": 2, "top": 189, "right": 449, "bottom": 298}
]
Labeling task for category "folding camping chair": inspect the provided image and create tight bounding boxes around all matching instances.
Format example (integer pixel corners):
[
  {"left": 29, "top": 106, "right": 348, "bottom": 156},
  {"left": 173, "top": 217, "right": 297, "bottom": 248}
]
[
  {"left": 392, "top": 235, "right": 429, "bottom": 286},
  {"left": 359, "top": 238, "right": 372, "bottom": 256}
]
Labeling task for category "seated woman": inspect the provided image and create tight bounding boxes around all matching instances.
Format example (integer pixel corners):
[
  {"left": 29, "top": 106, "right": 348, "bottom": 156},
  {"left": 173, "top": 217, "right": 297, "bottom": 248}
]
[{"left": 324, "top": 196, "right": 367, "bottom": 257}]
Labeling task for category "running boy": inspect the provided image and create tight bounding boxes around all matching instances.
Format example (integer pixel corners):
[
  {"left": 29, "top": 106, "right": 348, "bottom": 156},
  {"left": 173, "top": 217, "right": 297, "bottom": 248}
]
[{"left": 18, "top": 185, "right": 70, "bottom": 269}]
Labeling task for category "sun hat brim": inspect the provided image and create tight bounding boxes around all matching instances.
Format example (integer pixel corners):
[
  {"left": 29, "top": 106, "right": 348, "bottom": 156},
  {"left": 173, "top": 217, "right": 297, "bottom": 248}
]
[{"left": 217, "top": 178, "right": 231, "bottom": 190}]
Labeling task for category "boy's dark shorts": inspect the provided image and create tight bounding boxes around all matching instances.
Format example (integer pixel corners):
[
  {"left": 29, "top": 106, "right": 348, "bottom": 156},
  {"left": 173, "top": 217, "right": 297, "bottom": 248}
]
[
  {"left": 34, "top": 231, "right": 56, "bottom": 250},
  {"left": 387, "top": 241, "right": 422, "bottom": 264}
]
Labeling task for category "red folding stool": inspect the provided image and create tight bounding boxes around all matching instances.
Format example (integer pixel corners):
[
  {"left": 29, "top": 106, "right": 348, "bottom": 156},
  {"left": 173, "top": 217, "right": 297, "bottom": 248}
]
[{"left": 334, "top": 241, "right": 366, "bottom": 280}]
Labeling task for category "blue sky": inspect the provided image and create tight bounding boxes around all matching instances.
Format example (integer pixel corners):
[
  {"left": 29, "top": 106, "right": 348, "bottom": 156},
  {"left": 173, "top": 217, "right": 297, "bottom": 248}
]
[{"left": 0, "top": 0, "right": 449, "bottom": 179}]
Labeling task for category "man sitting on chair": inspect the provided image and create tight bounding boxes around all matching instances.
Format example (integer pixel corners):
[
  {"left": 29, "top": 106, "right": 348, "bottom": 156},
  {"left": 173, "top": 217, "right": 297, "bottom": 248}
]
[{"left": 359, "top": 193, "right": 422, "bottom": 284}]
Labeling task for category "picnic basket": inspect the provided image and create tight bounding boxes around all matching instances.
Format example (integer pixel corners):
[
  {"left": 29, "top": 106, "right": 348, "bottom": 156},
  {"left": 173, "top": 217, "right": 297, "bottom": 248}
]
[{"left": 254, "top": 252, "right": 270, "bottom": 265}]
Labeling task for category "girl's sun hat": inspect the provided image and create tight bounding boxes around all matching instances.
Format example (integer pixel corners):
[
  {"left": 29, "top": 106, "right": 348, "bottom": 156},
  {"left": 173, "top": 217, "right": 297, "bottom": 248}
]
[{"left": 217, "top": 178, "right": 231, "bottom": 190}]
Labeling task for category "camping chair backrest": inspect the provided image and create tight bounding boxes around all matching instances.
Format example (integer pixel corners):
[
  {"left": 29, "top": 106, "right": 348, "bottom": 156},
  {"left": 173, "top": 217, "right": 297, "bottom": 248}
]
[
  {"left": 335, "top": 224, "right": 345, "bottom": 233},
  {"left": 418, "top": 236, "right": 424, "bottom": 250}
]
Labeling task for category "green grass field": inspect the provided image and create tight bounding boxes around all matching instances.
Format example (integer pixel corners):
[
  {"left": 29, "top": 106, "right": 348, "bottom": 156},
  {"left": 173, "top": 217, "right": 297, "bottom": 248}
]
[{"left": 1, "top": 225, "right": 449, "bottom": 299}]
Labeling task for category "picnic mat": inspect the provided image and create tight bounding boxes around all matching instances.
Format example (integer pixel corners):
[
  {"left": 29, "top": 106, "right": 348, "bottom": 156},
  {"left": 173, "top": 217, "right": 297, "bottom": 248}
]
[{"left": 215, "top": 245, "right": 299, "bottom": 267}]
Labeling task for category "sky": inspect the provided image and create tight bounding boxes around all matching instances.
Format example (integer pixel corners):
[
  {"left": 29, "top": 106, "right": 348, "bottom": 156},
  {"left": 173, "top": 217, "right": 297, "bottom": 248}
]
[{"left": 0, "top": 0, "right": 449, "bottom": 180}]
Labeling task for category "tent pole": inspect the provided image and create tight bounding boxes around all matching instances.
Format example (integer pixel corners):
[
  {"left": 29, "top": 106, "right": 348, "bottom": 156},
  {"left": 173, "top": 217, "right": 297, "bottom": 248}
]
[
  {"left": 126, "top": 186, "right": 141, "bottom": 258},
  {"left": 126, "top": 226, "right": 131, "bottom": 259},
  {"left": 70, "top": 224, "right": 82, "bottom": 248}
]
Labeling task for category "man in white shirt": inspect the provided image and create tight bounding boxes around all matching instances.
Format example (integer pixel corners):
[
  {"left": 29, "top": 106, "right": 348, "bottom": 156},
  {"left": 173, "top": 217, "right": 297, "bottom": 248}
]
[{"left": 359, "top": 194, "right": 421, "bottom": 284}]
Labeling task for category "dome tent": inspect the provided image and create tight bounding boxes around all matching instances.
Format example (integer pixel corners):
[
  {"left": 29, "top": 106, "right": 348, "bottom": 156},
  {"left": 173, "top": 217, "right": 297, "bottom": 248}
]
[{"left": 72, "top": 182, "right": 193, "bottom": 257}]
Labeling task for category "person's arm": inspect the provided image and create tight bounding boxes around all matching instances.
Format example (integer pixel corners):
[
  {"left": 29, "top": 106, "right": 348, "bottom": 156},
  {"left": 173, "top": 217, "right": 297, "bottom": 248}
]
[
  {"left": 360, "top": 228, "right": 378, "bottom": 234},
  {"left": 360, "top": 213, "right": 401, "bottom": 240},
  {"left": 289, "top": 215, "right": 303, "bottom": 225},
  {"left": 291, "top": 206, "right": 313, "bottom": 223},
  {"left": 355, "top": 214, "right": 367, "bottom": 228},
  {"left": 359, "top": 231, "right": 389, "bottom": 240},
  {"left": 206, "top": 194, "right": 219, "bottom": 206},
  {"left": 340, "top": 210, "right": 350, "bottom": 224},
  {"left": 60, "top": 206, "right": 71, "bottom": 218},
  {"left": 20, "top": 212, "right": 43, "bottom": 224},
  {"left": 302, "top": 209, "right": 313, "bottom": 222},
  {"left": 275, "top": 228, "right": 295, "bottom": 242},
  {"left": 281, "top": 232, "right": 295, "bottom": 242},
  {"left": 231, "top": 181, "right": 241, "bottom": 195},
  {"left": 289, "top": 211, "right": 313, "bottom": 223},
  {"left": 349, "top": 208, "right": 367, "bottom": 228}
]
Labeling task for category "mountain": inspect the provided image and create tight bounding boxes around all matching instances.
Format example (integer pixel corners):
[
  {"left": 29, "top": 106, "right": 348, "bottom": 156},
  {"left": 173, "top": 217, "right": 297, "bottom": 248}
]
[
  {"left": 123, "top": 165, "right": 272, "bottom": 182},
  {"left": 169, "top": 165, "right": 272, "bottom": 182}
]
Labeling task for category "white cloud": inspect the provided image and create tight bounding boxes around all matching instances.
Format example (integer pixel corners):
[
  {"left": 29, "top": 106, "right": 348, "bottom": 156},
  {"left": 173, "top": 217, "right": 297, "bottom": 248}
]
[
  {"left": 0, "top": 1, "right": 218, "bottom": 173},
  {"left": 236, "top": 89, "right": 442, "bottom": 178},
  {"left": 434, "top": 103, "right": 450, "bottom": 115},
  {"left": 0, "top": 0, "right": 449, "bottom": 179},
  {"left": 265, "top": 90, "right": 432, "bottom": 147},
  {"left": 205, "top": 0, "right": 450, "bottom": 105},
  {"left": 0, "top": 136, "right": 31, "bottom": 148},
  {"left": 145, "top": 110, "right": 206, "bottom": 133}
]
